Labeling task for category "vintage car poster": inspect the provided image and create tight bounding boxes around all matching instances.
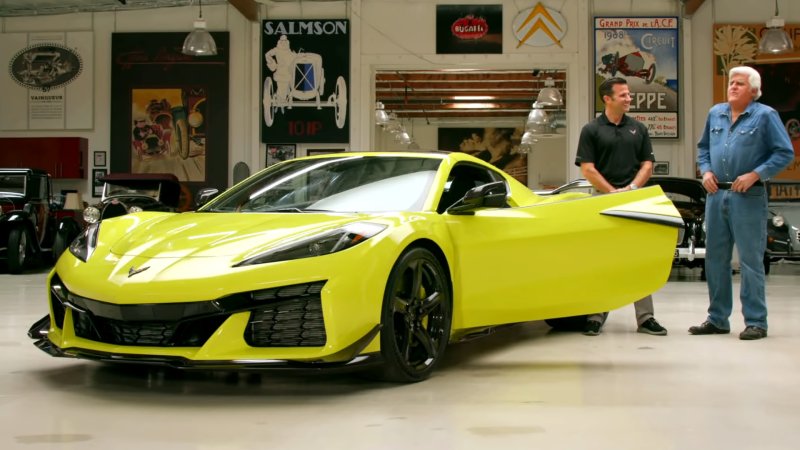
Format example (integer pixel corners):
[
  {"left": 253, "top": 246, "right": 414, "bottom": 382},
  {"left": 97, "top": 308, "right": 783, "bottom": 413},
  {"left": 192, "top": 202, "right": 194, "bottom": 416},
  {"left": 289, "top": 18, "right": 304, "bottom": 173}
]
[
  {"left": 438, "top": 127, "right": 527, "bottom": 184},
  {"left": 261, "top": 20, "right": 350, "bottom": 144},
  {"left": 436, "top": 4, "right": 503, "bottom": 54},
  {"left": 110, "top": 32, "right": 229, "bottom": 203},
  {"left": 594, "top": 17, "right": 679, "bottom": 138},
  {"left": 712, "top": 23, "right": 800, "bottom": 181},
  {"left": 0, "top": 31, "right": 93, "bottom": 130}
]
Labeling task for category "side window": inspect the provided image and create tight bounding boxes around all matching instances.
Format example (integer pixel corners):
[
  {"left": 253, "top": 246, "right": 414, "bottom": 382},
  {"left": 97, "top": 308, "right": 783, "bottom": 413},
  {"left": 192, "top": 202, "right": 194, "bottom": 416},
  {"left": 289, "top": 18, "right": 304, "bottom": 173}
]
[
  {"left": 30, "top": 175, "right": 47, "bottom": 201},
  {"left": 437, "top": 163, "right": 504, "bottom": 213}
]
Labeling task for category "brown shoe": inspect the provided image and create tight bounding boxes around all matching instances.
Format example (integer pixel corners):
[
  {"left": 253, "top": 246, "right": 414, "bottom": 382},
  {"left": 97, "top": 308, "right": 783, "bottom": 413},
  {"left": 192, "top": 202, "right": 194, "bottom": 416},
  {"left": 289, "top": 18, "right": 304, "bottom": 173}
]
[
  {"left": 688, "top": 321, "right": 730, "bottom": 335},
  {"left": 739, "top": 326, "right": 767, "bottom": 340}
]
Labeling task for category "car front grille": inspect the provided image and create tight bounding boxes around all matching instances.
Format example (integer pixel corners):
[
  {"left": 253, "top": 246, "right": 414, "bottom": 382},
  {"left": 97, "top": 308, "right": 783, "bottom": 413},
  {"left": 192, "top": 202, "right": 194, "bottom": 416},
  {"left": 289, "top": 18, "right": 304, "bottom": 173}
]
[{"left": 49, "top": 275, "right": 327, "bottom": 348}]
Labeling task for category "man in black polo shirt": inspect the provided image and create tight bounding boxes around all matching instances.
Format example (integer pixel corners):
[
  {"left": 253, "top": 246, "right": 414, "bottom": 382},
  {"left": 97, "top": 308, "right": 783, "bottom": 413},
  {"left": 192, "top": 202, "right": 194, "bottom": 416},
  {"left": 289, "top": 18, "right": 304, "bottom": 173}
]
[{"left": 574, "top": 77, "right": 667, "bottom": 337}]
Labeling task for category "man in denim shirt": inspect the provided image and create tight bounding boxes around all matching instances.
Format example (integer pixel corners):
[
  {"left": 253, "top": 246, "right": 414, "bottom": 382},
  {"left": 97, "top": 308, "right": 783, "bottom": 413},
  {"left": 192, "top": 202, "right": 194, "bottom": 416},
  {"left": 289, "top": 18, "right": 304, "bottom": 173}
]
[{"left": 691, "top": 66, "right": 794, "bottom": 340}]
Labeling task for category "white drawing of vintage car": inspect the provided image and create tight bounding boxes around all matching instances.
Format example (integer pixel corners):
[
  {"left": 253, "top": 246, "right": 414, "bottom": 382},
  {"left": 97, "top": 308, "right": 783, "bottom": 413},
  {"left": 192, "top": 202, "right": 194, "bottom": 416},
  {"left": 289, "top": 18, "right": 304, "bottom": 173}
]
[{"left": 262, "top": 35, "right": 348, "bottom": 129}]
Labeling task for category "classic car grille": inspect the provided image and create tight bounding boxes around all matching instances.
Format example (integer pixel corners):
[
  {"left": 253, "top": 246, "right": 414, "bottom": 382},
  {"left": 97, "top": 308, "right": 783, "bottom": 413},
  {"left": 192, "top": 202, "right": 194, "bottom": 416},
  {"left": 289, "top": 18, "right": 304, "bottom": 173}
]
[
  {"left": 49, "top": 275, "right": 327, "bottom": 348},
  {"left": 245, "top": 282, "right": 326, "bottom": 347}
]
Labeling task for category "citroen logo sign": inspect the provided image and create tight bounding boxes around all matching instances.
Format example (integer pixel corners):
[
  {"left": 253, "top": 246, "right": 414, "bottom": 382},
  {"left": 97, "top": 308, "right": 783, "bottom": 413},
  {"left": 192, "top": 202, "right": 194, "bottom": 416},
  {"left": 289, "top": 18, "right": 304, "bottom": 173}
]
[
  {"left": 128, "top": 265, "right": 150, "bottom": 277},
  {"left": 513, "top": 2, "right": 568, "bottom": 48}
]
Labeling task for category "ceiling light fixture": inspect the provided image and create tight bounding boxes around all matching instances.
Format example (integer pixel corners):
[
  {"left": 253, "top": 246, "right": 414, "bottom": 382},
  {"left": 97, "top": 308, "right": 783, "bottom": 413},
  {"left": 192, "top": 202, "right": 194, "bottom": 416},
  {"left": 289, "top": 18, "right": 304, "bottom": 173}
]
[
  {"left": 182, "top": 0, "right": 218, "bottom": 56},
  {"left": 536, "top": 77, "right": 563, "bottom": 107},
  {"left": 758, "top": 0, "right": 794, "bottom": 54},
  {"left": 375, "top": 101, "right": 390, "bottom": 126}
]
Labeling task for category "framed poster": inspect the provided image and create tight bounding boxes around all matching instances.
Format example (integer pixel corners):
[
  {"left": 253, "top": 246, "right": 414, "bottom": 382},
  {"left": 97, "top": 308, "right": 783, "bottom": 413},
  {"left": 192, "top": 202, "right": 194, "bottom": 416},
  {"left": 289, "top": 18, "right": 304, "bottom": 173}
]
[
  {"left": 438, "top": 127, "right": 527, "bottom": 184},
  {"left": 653, "top": 161, "right": 669, "bottom": 175},
  {"left": 594, "top": 17, "right": 679, "bottom": 138},
  {"left": 261, "top": 20, "right": 350, "bottom": 143},
  {"left": 266, "top": 144, "right": 296, "bottom": 167},
  {"left": 110, "top": 32, "right": 229, "bottom": 209},
  {"left": 0, "top": 31, "right": 94, "bottom": 130},
  {"left": 92, "top": 168, "right": 107, "bottom": 197},
  {"left": 436, "top": 4, "right": 503, "bottom": 54},
  {"left": 93, "top": 151, "right": 106, "bottom": 167}
]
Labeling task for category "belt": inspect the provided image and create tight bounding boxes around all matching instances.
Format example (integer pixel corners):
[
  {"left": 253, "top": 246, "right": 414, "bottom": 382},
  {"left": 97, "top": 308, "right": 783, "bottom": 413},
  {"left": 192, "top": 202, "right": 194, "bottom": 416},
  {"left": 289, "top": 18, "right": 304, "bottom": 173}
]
[{"left": 717, "top": 181, "right": 763, "bottom": 190}]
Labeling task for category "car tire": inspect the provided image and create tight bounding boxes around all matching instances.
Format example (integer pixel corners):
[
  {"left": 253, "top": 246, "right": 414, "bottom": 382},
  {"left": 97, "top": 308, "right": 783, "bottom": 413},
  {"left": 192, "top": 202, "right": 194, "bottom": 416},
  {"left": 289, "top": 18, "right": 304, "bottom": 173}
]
[
  {"left": 545, "top": 315, "right": 589, "bottom": 332},
  {"left": 378, "top": 247, "right": 452, "bottom": 383},
  {"left": 764, "top": 254, "right": 771, "bottom": 275},
  {"left": 7, "top": 227, "right": 29, "bottom": 274}
]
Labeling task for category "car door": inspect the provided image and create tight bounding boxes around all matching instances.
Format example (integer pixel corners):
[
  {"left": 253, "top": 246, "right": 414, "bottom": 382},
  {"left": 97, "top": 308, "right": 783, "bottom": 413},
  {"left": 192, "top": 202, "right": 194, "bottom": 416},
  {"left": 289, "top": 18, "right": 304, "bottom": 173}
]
[{"left": 444, "top": 176, "right": 678, "bottom": 329}]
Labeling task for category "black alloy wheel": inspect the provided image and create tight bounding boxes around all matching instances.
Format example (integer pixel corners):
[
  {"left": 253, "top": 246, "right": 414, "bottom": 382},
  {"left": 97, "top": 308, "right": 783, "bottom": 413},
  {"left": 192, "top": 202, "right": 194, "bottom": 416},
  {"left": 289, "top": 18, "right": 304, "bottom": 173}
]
[
  {"left": 7, "top": 227, "right": 29, "bottom": 274},
  {"left": 379, "top": 247, "right": 452, "bottom": 383}
]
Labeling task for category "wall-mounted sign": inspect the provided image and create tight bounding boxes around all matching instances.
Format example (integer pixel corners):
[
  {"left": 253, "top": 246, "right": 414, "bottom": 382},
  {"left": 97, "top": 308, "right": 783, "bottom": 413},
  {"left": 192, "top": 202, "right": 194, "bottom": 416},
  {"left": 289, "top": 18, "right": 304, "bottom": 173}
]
[
  {"left": 436, "top": 5, "right": 502, "bottom": 54},
  {"left": 261, "top": 20, "right": 350, "bottom": 144},
  {"left": 512, "top": 2, "right": 567, "bottom": 48},
  {"left": 0, "top": 32, "right": 93, "bottom": 130},
  {"left": 594, "top": 17, "right": 679, "bottom": 139}
]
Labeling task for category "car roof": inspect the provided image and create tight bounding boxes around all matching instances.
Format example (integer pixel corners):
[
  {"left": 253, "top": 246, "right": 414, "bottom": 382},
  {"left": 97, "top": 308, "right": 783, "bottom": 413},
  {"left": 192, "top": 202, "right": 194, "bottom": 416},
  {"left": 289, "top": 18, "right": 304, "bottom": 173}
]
[{"left": 0, "top": 168, "right": 49, "bottom": 176}]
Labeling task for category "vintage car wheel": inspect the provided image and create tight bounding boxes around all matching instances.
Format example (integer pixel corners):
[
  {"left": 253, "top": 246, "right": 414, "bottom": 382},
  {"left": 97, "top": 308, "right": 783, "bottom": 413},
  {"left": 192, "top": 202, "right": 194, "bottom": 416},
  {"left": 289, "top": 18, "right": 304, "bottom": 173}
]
[
  {"left": 609, "top": 52, "right": 619, "bottom": 76},
  {"left": 174, "top": 116, "right": 190, "bottom": 160},
  {"left": 764, "top": 254, "right": 771, "bottom": 275},
  {"left": 545, "top": 315, "right": 588, "bottom": 332},
  {"left": 333, "top": 76, "right": 347, "bottom": 129},
  {"left": 645, "top": 64, "right": 657, "bottom": 84},
  {"left": 7, "top": 227, "right": 29, "bottom": 274},
  {"left": 379, "top": 247, "right": 452, "bottom": 383},
  {"left": 263, "top": 77, "right": 275, "bottom": 126}
]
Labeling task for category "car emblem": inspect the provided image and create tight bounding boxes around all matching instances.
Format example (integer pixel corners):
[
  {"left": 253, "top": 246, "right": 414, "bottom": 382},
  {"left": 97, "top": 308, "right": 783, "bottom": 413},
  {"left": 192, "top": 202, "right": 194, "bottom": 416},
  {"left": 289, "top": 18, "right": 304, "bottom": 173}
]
[
  {"left": 128, "top": 265, "right": 150, "bottom": 277},
  {"left": 629, "top": 129, "right": 637, "bottom": 134}
]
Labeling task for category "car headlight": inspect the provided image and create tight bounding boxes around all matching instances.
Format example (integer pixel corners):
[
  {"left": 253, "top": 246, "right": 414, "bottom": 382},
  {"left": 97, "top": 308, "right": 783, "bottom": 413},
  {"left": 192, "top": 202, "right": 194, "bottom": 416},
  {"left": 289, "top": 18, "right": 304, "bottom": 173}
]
[
  {"left": 235, "top": 222, "right": 388, "bottom": 267},
  {"left": 128, "top": 206, "right": 144, "bottom": 214},
  {"left": 83, "top": 206, "right": 101, "bottom": 224},
  {"left": 771, "top": 215, "right": 785, "bottom": 228},
  {"left": 69, "top": 223, "right": 100, "bottom": 262}
]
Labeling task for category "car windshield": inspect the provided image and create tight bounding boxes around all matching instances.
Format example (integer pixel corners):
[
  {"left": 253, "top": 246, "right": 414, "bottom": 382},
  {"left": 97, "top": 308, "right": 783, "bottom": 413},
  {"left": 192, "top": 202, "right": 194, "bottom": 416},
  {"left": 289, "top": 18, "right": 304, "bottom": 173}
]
[
  {"left": 104, "top": 182, "right": 160, "bottom": 199},
  {"left": 207, "top": 155, "right": 442, "bottom": 213},
  {"left": 0, "top": 174, "right": 25, "bottom": 196}
]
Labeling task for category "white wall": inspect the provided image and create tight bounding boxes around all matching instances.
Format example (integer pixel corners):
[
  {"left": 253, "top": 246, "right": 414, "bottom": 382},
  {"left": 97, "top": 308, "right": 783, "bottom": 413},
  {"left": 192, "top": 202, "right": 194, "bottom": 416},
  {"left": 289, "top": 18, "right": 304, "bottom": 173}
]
[{"left": 3, "top": 0, "right": 798, "bottom": 198}]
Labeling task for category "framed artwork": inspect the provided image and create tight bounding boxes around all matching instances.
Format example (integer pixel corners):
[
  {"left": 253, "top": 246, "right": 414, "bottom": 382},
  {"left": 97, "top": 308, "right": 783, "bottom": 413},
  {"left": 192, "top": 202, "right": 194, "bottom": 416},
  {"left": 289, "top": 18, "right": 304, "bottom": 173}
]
[
  {"left": 93, "top": 151, "right": 107, "bottom": 167},
  {"left": 266, "top": 144, "right": 296, "bottom": 167},
  {"left": 438, "top": 127, "right": 528, "bottom": 184},
  {"left": 110, "top": 31, "right": 230, "bottom": 209},
  {"left": 653, "top": 161, "right": 670, "bottom": 175},
  {"left": 594, "top": 17, "right": 679, "bottom": 138},
  {"left": 307, "top": 149, "right": 345, "bottom": 156},
  {"left": 92, "top": 168, "right": 107, "bottom": 197}
]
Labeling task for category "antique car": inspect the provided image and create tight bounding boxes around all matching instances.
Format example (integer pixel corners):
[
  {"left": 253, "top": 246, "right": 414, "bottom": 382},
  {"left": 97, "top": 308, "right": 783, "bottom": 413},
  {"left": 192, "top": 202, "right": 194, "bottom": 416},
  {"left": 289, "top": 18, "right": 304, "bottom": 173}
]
[
  {"left": 83, "top": 172, "right": 181, "bottom": 224},
  {"left": 766, "top": 210, "right": 800, "bottom": 270},
  {"left": 0, "top": 168, "right": 81, "bottom": 273},
  {"left": 29, "top": 152, "right": 681, "bottom": 382},
  {"left": 646, "top": 177, "right": 706, "bottom": 274},
  {"left": 598, "top": 51, "right": 657, "bottom": 84},
  {"left": 765, "top": 181, "right": 800, "bottom": 272}
]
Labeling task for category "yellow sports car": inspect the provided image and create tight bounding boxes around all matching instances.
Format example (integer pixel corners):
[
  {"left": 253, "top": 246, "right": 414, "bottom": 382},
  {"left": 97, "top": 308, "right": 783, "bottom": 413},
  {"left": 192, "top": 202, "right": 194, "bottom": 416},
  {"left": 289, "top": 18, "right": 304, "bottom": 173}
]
[{"left": 29, "top": 152, "right": 681, "bottom": 382}]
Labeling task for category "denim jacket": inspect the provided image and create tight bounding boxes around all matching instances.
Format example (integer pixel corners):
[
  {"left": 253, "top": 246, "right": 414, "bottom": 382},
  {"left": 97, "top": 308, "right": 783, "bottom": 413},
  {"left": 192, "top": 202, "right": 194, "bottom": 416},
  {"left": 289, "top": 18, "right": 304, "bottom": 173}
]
[{"left": 696, "top": 101, "right": 794, "bottom": 183}]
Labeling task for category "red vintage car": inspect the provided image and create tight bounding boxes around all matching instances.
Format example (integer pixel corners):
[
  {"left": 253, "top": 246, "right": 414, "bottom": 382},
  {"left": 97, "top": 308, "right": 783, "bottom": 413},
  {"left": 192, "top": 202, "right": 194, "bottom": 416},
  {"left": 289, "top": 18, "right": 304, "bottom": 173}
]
[{"left": 599, "top": 51, "right": 656, "bottom": 84}]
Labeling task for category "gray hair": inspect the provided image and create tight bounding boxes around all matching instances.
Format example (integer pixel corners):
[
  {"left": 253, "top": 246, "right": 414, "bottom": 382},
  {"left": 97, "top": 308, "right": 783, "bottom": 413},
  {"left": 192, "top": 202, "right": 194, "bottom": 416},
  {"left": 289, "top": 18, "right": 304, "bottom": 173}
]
[{"left": 729, "top": 66, "right": 762, "bottom": 100}]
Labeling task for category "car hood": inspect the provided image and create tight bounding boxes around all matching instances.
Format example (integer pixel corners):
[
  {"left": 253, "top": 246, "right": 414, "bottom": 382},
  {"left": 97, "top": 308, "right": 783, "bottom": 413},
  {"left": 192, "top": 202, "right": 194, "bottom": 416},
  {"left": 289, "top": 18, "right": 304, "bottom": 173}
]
[{"left": 106, "top": 211, "right": 366, "bottom": 259}]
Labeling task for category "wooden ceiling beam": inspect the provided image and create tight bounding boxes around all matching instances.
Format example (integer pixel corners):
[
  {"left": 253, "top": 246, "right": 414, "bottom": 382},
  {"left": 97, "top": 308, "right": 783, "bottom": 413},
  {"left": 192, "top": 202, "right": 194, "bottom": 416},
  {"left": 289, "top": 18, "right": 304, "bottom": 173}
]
[
  {"left": 228, "top": 0, "right": 258, "bottom": 22},
  {"left": 683, "top": 0, "right": 706, "bottom": 17}
]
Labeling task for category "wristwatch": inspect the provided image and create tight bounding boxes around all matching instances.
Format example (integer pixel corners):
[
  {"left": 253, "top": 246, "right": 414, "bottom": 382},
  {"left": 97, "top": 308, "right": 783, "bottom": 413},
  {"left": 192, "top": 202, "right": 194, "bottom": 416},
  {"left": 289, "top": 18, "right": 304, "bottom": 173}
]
[{"left": 629, "top": 183, "right": 639, "bottom": 190}]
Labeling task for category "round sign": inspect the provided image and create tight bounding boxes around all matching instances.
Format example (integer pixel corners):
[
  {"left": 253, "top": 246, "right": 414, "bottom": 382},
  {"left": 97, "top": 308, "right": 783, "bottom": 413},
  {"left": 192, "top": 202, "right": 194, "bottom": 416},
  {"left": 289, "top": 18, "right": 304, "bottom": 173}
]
[{"left": 8, "top": 43, "right": 83, "bottom": 91}]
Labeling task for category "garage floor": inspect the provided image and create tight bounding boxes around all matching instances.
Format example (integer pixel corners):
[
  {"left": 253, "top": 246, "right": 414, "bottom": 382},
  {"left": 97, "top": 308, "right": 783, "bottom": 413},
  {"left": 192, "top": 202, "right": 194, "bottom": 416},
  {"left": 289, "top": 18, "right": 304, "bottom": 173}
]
[{"left": 2, "top": 263, "right": 798, "bottom": 449}]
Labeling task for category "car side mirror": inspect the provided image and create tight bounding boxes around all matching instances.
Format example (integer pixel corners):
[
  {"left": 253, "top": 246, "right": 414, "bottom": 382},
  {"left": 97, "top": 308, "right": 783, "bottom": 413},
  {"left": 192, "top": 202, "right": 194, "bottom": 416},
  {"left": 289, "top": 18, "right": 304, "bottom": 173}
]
[
  {"left": 195, "top": 188, "right": 220, "bottom": 208},
  {"left": 447, "top": 181, "right": 508, "bottom": 215}
]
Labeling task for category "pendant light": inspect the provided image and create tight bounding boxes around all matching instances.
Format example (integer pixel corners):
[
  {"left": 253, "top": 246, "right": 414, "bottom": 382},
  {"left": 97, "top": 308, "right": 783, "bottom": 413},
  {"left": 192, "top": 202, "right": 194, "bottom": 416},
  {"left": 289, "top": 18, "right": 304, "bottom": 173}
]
[{"left": 182, "top": 0, "right": 218, "bottom": 56}]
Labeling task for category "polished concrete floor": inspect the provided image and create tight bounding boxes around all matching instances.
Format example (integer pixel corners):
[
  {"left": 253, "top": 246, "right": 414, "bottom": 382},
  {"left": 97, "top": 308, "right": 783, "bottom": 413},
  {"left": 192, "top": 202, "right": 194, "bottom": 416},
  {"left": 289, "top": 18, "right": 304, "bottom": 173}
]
[{"left": 2, "top": 263, "right": 799, "bottom": 450}]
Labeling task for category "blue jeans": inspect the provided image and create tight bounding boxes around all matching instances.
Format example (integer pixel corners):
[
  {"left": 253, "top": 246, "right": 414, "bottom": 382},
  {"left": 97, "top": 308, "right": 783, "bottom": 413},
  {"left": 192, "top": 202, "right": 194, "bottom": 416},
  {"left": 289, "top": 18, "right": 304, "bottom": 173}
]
[{"left": 704, "top": 187, "right": 768, "bottom": 330}]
